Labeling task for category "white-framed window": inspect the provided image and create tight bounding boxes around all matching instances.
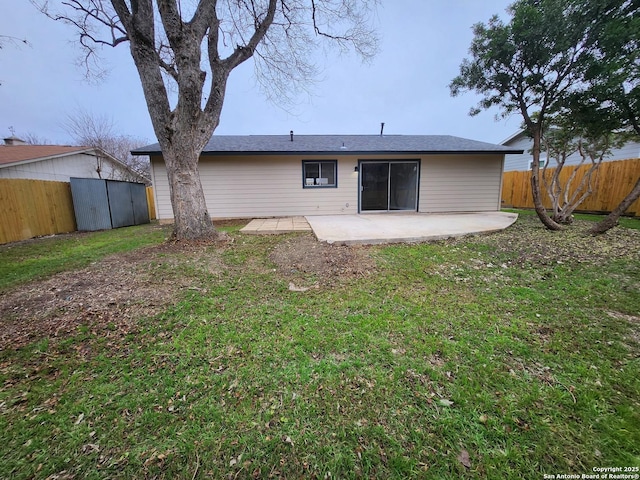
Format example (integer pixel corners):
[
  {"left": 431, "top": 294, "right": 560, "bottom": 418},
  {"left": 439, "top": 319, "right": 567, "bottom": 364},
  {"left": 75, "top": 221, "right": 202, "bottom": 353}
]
[
  {"left": 529, "top": 156, "right": 548, "bottom": 169},
  {"left": 302, "top": 160, "right": 337, "bottom": 188}
]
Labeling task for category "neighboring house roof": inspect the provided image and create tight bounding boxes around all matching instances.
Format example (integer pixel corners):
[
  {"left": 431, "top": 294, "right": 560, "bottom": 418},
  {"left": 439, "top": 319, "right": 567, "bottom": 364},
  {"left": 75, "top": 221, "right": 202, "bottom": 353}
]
[
  {"left": 500, "top": 129, "right": 527, "bottom": 146},
  {"left": 133, "top": 134, "right": 524, "bottom": 156},
  {"left": 0, "top": 144, "right": 150, "bottom": 183},
  {"left": 501, "top": 128, "right": 640, "bottom": 172},
  {"left": 0, "top": 145, "right": 95, "bottom": 167}
]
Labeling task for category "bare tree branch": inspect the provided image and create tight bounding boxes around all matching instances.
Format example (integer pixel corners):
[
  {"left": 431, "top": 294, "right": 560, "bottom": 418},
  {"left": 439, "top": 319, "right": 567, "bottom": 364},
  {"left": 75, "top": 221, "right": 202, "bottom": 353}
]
[
  {"left": 63, "top": 108, "right": 150, "bottom": 182},
  {"left": 0, "top": 35, "right": 30, "bottom": 49}
]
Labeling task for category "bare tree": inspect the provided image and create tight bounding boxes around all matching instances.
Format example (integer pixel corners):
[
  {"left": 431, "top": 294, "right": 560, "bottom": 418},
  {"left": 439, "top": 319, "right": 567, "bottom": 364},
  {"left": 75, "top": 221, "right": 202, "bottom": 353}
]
[
  {"left": 0, "top": 34, "right": 29, "bottom": 49},
  {"left": 63, "top": 108, "right": 150, "bottom": 182},
  {"left": 20, "top": 132, "right": 53, "bottom": 145},
  {"left": 0, "top": 35, "right": 30, "bottom": 86},
  {"left": 33, "top": 0, "right": 379, "bottom": 240}
]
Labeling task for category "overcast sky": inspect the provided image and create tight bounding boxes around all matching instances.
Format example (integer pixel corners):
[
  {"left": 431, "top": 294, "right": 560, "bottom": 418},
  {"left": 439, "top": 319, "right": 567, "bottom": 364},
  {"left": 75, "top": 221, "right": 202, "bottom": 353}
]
[{"left": 0, "top": 1, "right": 520, "bottom": 147}]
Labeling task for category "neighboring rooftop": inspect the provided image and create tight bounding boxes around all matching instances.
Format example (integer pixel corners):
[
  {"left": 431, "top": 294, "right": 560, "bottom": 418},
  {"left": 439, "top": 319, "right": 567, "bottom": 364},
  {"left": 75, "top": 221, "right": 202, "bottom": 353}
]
[
  {"left": 3, "top": 136, "right": 28, "bottom": 146},
  {"left": 0, "top": 144, "right": 93, "bottom": 167},
  {"left": 133, "top": 134, "right": 524, "bottom": 156}
]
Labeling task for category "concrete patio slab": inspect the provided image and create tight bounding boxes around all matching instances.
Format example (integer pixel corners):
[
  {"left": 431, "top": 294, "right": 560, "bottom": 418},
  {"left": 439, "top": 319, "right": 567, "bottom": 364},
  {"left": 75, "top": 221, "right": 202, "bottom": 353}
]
[
  {"left": 305, "top": 212, "right": 518, "bottom": 245},
  {"left": 241, "top": 216, "right": 312, "bottom": 234}
]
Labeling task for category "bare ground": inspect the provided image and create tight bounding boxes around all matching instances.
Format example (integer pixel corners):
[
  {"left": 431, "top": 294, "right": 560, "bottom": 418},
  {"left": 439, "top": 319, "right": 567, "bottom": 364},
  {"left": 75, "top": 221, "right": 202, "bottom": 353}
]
[
  {"left": 0, "top": 241, "right": 225, "bottom": 351},
  {"left": 269, "top": 234, "right": 377, "bottom": 282}
]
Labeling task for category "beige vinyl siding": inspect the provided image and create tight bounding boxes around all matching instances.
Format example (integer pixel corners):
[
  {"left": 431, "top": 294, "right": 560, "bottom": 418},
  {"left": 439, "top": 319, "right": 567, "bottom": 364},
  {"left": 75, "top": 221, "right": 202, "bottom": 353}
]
[
  {"left": 152, "top": 154, "right": 360, "bottom": 219},
  {"left": 419, "top": 155, "right": 503, "bottom": 212},
  {"left": 150, "top": 156, "right": 168, "bottom": 219},
  {"left": 151, "top": 153, "right": 505, "bottom": 219}
]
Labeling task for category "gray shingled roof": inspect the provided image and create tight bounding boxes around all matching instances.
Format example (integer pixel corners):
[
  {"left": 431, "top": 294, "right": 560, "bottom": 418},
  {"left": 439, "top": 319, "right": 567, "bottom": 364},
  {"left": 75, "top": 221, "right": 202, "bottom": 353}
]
[{"left": 133, "top": 134, "right": 524, "bottom": 156}]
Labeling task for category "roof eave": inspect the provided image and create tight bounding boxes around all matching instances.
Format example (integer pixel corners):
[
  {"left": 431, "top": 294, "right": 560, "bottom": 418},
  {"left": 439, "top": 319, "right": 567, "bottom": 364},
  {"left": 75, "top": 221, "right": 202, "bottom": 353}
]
[
  {"left": 0, "top": 148, "right": 95, "bottom": 168},
  {"left": 138, "top": 149, "right": 524, "bottom": 156},
  {"left": 500, "top": 129, "right": 527, "bottom": 146}
]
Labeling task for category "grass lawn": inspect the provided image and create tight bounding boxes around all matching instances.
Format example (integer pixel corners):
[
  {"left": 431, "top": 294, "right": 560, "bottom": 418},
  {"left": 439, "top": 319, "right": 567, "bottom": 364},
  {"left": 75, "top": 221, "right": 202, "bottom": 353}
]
[
  {"left": 0, "top": 223, "right": 170, "bottom": 293},
  {"left": 1, "top": 214, "right": 638, "bottom": 479}
]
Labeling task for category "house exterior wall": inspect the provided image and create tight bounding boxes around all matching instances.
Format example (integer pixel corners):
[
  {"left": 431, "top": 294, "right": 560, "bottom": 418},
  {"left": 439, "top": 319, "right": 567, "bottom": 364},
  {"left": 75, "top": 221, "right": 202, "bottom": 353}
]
[
  {"left": 419, "top": 155, "right": 504, "bottom": 212},
  {"left": 503, "top": 136, "right": 537, "bottom": 172},
  {"left": 150, "top": 153, "right": 505, "bottom": 220},
  {"left": 504, "top": 134, "right": 640, "bottom": 171},
  {"left": 151, "top": 154, "right": 359, "bottom": 219},
  {"left": 0, "top": 153, "right": 130, "bottom": 182}
]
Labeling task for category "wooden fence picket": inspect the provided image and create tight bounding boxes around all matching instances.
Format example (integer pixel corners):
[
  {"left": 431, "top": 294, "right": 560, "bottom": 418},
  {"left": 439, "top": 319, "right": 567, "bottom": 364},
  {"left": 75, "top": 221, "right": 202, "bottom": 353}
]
[{"left": 501, "top": 158, "right": 640, "bottom": 216}]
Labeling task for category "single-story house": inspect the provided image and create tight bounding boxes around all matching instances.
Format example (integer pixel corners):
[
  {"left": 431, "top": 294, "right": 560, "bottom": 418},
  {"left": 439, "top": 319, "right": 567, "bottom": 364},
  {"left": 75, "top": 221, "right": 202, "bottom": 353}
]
[
  {"left": 134, "top": 134, "right": 523, "bottom": 220},
  {"left": 502, "top": 129, "right": 640, "bottom": 172},
  {"left": 0, "top": 136, "right": 149, "bottom": 183}
]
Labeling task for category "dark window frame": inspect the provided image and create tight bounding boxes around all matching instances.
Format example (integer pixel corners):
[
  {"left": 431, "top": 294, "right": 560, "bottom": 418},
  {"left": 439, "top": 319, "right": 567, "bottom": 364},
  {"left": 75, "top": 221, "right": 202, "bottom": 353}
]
[{"left": 302, "top": 160, "right": 338, "bottom": 188}]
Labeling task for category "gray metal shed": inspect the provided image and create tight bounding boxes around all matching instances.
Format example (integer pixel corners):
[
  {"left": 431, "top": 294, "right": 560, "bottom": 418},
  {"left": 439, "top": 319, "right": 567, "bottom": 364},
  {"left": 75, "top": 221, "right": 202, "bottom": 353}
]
[{"left": 70, "top": 178, "right": 150, "bottom": 231}]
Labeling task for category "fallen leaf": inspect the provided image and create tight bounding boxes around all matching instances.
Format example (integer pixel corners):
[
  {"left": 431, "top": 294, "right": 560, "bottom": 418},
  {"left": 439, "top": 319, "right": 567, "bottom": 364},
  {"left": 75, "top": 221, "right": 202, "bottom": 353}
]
[
  {"left": 288, "top": 282, "right": 309, "bottom": 292},
  {"left": 457, "top": 449, "right": 471, "bottom": 468},
  {"left": 75, "top": 413, "right": 85, "bottom": 425},
  {"left": 82, "top": 443, "right": 100, "bottom": 454},
  {"left": 438, "top": 399, "right": 454, "bottom": 407}
]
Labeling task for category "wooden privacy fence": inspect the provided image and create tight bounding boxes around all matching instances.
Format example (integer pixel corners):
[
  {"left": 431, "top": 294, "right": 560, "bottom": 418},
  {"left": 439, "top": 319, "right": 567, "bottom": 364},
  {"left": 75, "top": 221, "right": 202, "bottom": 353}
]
[
  {"left": 0, "top": 179, "right": 76, "bottom": 244},
  {"left": 146, "top": 186, "right": 156, "bottom": 220},
  {"left": 0, "top": 179, "right": 156, "bottom": 245},
  {"left": 501, "top": 158, "right": 640, "bottom": 216}
]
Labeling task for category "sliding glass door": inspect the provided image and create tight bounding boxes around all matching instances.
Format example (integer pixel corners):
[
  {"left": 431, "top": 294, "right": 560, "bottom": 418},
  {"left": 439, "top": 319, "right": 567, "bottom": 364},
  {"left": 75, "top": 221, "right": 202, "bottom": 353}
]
[{"left": 360, "top": 161, "right": 419, "bottom": 212}]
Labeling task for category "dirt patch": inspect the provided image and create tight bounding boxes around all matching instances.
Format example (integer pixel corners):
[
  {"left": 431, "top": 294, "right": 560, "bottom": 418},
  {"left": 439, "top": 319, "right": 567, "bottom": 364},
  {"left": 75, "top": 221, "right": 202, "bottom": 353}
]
[
  {"left": 269, "top": 234, "right": 376, "bottom": 284},
  {"left": 0, "top": 241, "right": 226, "bottom": 351}
]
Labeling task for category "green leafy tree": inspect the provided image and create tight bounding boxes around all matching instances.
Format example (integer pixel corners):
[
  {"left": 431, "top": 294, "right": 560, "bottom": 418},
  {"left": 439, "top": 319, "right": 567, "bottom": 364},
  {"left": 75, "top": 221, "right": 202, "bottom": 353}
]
[
  {"left": 574, "top": 0, "right": 639, "bottom": 137},
  {"left": 33, "top": 0, "right": 378, "bottom": 240},
  {"left": 573, "top": 0, "right": 640, "bottom": 234},
  {"left": 449, "top": 0, "right": 612, "bottom": 231}
]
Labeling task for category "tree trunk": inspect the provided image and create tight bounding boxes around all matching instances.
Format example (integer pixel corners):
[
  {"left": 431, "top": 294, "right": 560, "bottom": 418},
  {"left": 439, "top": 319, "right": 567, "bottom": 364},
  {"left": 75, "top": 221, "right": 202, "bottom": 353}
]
[
  {"left": 163, "top": 143, "right": 217, "bottom": 240},
  {"left": 553, "top": 211, "right": 575, "bottom": 224},
  {"left": 530, "top": 130, "right": 563, "bottom": 230},
  {"left": 589, "top": 177, "right": 640, "bottom": 234}
]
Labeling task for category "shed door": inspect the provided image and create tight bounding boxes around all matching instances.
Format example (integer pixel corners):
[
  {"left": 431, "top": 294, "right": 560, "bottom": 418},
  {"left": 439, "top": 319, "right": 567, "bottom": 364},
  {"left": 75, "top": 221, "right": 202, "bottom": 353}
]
[
  {"left": 107, "top": 180, "right": 136, "bottom": 228},
  {"left": 70, "top": 178, "right": 112, "bottom": 231},
  {"left": 360, "top": 161, "right": 419, "bottom": 212}
]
